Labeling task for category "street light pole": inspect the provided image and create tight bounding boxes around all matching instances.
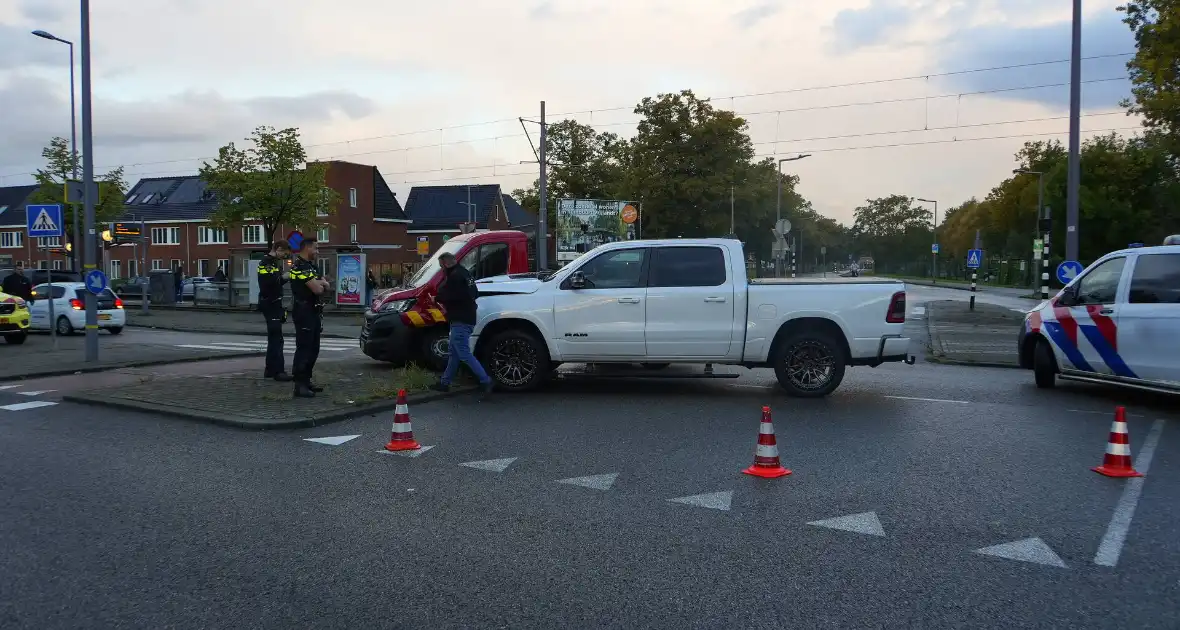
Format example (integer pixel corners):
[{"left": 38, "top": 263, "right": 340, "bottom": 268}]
[
  {"left": 1014, "top": 169, "right": 1045, "bottom": 288},
  {"left": 79, "top": 0, "right": 98, "bottom": 362},
  {"left": 776, "top": 154, "right": 811, "bottom": 277},
  {"left": 1065, "top": 0, "right": 1082, "bottom": 262},
  {"left": 917, "top": 198, "right": 938, "bottom": 283},
  {"left": 32, "top": 29, "right": 81, "bottom": 273}
]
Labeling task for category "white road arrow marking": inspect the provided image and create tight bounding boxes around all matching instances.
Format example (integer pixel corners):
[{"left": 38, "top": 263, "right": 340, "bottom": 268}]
[
  {"left": 556, "top": 473, "right": 618, "bottom": 490},
  {"left": 459, "top": 457, "right": 518, "bottom": 472},
  {"left": 975, "top": 537, "right": 1067, "bottom": 568},
  {"left": 807, "top": 511, "right": 886, "bottom": 536},
  {"left": 667, "top": 490, "right": 733, "bottom": 511},
  {"left": 303, "top": 435, "right": 360, "bottom": 446}
]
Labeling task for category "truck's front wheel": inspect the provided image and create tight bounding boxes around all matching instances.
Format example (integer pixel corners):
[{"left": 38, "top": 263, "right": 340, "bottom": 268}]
[
  {"left": 420, "top": 326, "right": 450, "bottom": 372},
  {"left": 773, "top": 331, "right": 847, "bottom": 397},
  {"left": 482, "top": 328, "right": 550, "bottom": 392}
]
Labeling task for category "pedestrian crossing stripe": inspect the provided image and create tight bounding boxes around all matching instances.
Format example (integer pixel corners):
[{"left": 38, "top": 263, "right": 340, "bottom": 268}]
[{"left": 30, "top": 208, "right": 60, "bottom": 232}]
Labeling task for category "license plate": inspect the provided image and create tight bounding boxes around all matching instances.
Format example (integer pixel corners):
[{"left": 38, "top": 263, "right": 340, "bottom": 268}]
[
  {"left": 0, "top": 318, "right": 7, "bottom": 324},
  {"left": 98, "top": 314, "right": 111, "bottom": 321}
]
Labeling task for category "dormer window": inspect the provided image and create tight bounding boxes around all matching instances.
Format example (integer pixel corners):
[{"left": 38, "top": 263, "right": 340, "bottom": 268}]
[
  {"left": 140, "top": 193, "right": 154, "bottom": 204},
  {"left": 125, "top": 194, "right": 137, "bottom": 204}
]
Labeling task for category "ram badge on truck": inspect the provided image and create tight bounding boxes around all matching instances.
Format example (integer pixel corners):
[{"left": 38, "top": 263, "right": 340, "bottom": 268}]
[{"left": 468, "top": 238, "right": 914, "bottom": 397}]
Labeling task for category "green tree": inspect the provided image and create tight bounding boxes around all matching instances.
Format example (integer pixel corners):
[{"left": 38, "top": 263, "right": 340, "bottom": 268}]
[
  {"left": 198, "top": 126, "right": 338, "bottom": 247},
  {"left": 1120, "top": 0, "right": 1180, "bottom": 155},
  {"left": 28, "top": 136, "right": 128, "bottom": 240}
]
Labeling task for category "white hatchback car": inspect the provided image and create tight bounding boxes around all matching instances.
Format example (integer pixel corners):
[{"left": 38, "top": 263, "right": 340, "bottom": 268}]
[{"left": 28, "top": 282, "right": 126, "bottom": 335}]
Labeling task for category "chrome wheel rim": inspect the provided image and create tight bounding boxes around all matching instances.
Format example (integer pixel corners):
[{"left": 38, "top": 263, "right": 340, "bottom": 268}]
[
  {"left": 56, "top": 318, "right": 70, "bottom": 335},
  {"left": 491, "top": 338, "right": 537, "bottom": 387},
  {"left": 786, "top": 340, "right": 834, "bottom": 391},
  {"left": 431, "top": 336, "right": 450, "bottom": 360}
]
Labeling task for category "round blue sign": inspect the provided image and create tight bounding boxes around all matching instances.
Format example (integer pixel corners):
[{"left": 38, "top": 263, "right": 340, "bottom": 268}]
[
  {"left": 1056, "top": 260, "right": 1084, "bottom": 285},
  {"left": 287, "top": 230, "right": 304, "bottom": 251},
  {"left": 84, "top": 269, "right": 108, "bottom": 295}
]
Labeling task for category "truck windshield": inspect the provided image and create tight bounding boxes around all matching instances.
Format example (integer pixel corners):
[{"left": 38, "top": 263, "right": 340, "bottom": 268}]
[{"left": 406, "top": 239, "right": 468, "bottom": 289}]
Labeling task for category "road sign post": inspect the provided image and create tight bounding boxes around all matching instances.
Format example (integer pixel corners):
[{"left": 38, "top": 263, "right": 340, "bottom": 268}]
[
  {"left": 1056, "top": 260, "right": 1084, "bottom": 285},
  {"left": 27, "top": 204, "right": 65, "bottom": 349},
  {"left": 966, "top": 244, "right": 983, "bottom": 312}
]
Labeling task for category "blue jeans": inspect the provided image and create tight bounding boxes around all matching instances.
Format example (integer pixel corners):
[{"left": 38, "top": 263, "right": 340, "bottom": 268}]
[{"left": 441, "top": 323, "right": 490, "bottom": 385}]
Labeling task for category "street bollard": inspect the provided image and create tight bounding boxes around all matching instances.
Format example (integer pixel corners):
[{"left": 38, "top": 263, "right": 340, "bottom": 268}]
[
  {"left": 1041, "top": 233, "right": 1050, "bottom": 300},
  {"left": 970, "top": 270, "right": 977, "bottom": 311}
]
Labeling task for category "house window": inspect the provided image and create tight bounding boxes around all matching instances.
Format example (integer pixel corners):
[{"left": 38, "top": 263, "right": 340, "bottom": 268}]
[
  {"left": 349, "top": 188, "right": 357, "bottom": 208},
  {"left": 151, "top": 227, "right": 180, "bottom": 245},
  {"left": 52, "top": 259, "right": 63, "bottom": 270},
  {"left": 128, "top": 259, "right": 139, "bottom": 277},
  {"left": 170, "top": 258, "right": 182, "bottom": 271},
  {"left": 1, "top": 231, "right": 24, "bottom": 248},
  {"left": 151, "top": 259, "right": 164, "bottom": 271},
  {"left": 125, "top": 194, "right": 137, "bottom": 204},
  {"left": 350, "top": 223, "right": 357, "bottom": 243},
  {"left": 38, "top": 260, "right": 48, "bottom": 270},
  {"left": 317, "top": 227, "right": 329, "bottom": 243},
  {"left": 110, "top": 259, "right": 122, "bottom": 280},
  {"left": 197, "top": 226, "right": 227, "bottom": 244},
  {"left": 241, "top": 225, "right": 265, "bottom": 244},
  {"left": 198, "top": 259, "right": 211, "bottom": 277},
  {"left": 140, "top": 193, "right": 154, "bottom": 204},
  {"left": 216, "top": 258, "right": 229, "bottom": 277},
  {"left": 38, "top": 236, "right": 62, "bottom": 248}
]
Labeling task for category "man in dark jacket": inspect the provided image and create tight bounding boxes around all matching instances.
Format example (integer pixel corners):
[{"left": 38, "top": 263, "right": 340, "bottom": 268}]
[
  {"left": 2, "top": 263, "right": 32, "bottom": 299},
  {"left": 431, "top": 252, "right": 493, "bottom": 396},
  {"left": 257, "top": 240, "right": 292, "bottom": 381}
]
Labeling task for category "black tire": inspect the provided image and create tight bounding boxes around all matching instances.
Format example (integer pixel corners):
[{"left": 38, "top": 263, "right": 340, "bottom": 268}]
[
  {"left": 4, "top": 332, "right": 27, "bottom": 345},
  {"left": 481, "top": 328, "right": 551, "bottom": 392},
  {"left": 641, "top": 363, "right": 671, "bottom": 370},
  {"left": 1033, "top": 338, "right": 1057, "bottom": 389},
  {"left": 56, "top": 316, "right": 74, "bottom": 336},
  {"left": 419, "top": 326, "right": 450, "bottom": 372},
  {"left": 107, "top": 326, "right": 123, "bottom": 335},
  {"left": 772, "top": 330, "right": 847, "bottom": 397}
]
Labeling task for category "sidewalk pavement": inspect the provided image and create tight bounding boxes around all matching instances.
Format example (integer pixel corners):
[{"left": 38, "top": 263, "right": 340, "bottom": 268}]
[
  {"left": 119, "top": 298, "right": 365, "bottom": 317},
  {"left": 924, "top": 300, "right": 1024, "bottom": 368},
  {"left": 127, "top": 309, "right": 362, "bottom": 339},
  {"left": 0, "top": 334, "right": 257, "bottom": 381},
  {"left": 63, "top": 359, "right": 473, "bottom": 429}
]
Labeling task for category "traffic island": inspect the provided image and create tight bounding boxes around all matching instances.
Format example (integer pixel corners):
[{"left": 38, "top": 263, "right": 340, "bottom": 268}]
[
  {"left": 0, "top": 337, "right": 260, "bottom": 381},
  {"left": 62, "top": 362, "right": 474, "bottom": 429},
  {"left": 924, "top": 300, "right": 1025, "bottom": 368}
]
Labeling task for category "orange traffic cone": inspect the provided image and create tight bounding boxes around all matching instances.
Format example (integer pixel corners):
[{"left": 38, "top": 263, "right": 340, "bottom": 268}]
[
  {"left": 742, "top": 406, "right": 792, "bottom": 478},
  {"left": 384, "top": 390, "right": 422, "bottom": 452},
  {"left": 1092, "top": 406, "right": 1142, "bottom": 478}
]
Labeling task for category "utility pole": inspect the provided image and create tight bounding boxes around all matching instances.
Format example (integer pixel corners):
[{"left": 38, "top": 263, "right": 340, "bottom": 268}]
[
  {"left": 729, "top": 186, "right": 735, "bottom": 235},
  {"left": 538, "top": 101, "right": 548, "bottom": 271},
  {"left": 80, "top": 0, "right": 98, "bottom": 362},
  {"left": 917, "top": 198, "right": 938, "bottom": 283},
  {"left": 1065, "top": 0, "right": 1082, "bottom": 262},
  {"left": 140, "top": 217, "right": 148, "bottom": 313}
]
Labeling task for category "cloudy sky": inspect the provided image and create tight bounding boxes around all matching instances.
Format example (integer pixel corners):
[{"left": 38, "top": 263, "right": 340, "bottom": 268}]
[{"left": 0, "top": 0, "right": 1140, "bottom": 224}]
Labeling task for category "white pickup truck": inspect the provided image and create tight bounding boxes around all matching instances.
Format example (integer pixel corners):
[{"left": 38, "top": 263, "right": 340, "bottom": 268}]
[{"left": 469, "top": 238, "right": 913, "bottom": 396}]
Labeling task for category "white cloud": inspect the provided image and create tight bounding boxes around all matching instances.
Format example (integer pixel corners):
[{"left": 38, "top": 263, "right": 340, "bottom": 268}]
[{"left": 0, "top": 0, "right": 1143, "bottom": 225}]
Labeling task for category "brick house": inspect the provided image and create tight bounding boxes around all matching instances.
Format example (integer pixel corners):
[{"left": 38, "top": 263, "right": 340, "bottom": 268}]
[
  {"left": 403, "top": 184, "right": 537, "bottom": 258},
  {"left": 92, "top": 160, "right": 418, "bottom": 286}
]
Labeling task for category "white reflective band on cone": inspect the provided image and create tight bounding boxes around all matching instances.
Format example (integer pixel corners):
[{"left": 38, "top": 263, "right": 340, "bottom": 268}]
[
  {"left": 759, "top": 423, "right": 776, "bottom": 435},
  {"left": 756, "top": 444, "right": 779, "bottom": 458},
  {"left": 392, "top": 422, "right": 413, "bottom": 433},
  {"left": 395, "top": 404, "right": 409, "bottom": 415},
  {"left": 1112, "top": 422, "right": 1128, "bottom": 433},
  {"left": 1105, "top": 442, "right": 1131, "bottom": 456}
]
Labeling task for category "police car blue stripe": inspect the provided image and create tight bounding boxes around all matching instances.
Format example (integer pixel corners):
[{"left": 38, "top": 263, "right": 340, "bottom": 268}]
[
  {"left": 1042, "top": 321, "right": 1095, "bottom": 372},
  {"left": 1079, "top": 325, "right": 1138, "bottom": 379}
]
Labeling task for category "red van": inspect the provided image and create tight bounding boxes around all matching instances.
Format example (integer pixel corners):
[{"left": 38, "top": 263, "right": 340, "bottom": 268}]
[{"left": 361, "top": 230, "right": 535, "bottom": 369}]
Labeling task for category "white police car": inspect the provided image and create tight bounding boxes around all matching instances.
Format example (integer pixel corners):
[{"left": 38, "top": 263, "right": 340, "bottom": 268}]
[{"left": 1018, "top": 237, "right": 1180, "bottom": 394}]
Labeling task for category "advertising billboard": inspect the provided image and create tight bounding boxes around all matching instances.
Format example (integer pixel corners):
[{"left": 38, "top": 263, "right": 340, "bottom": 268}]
[
  {"left": 556, "top": 199, "right": 639, "bottom": 263},
  {"left": 335, "top": 252, "right": 366, "bottom": 306}
]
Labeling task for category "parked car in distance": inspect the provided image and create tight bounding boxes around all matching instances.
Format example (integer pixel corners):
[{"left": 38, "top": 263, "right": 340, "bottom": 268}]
[
  {"left": 181, "top": 276, "right": 215, "bottom": 301},
  {"left": 115, "top": 276, "right": 151, "bottom": 299},
  {"left": 28, "top": 282, "right": 126, "bottom": 335},
  {"left": 469, "top": 238, "right": 913, "bottom": 397}
]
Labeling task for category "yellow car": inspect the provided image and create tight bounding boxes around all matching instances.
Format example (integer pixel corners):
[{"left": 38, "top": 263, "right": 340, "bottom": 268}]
[{"left": 0, "top": 291, "right": 30, "bottom": 345}]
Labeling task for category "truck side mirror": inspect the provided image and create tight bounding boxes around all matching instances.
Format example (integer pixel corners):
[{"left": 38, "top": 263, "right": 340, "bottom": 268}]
[{"left": 569, "top": 271, "right": 586, "bottom": 289}]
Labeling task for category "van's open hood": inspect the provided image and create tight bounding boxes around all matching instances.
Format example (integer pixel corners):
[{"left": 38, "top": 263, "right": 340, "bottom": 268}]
[{"left": 476, "top": 274, "right": 544, "bottom": 295}]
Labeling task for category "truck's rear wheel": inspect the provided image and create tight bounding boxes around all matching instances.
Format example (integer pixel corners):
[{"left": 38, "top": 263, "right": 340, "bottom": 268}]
[
  {"left": 420, "top": 326, "right": 450, "bottom": 372},
  {"left": 1033, "top": 338, "right": 1057, "bottom": 389},
  {"left": 773, "top": 331, "right": 846, "bottom": 397},
  {"left": 482, "top": 328, "right": 550, "bottom": 392}
]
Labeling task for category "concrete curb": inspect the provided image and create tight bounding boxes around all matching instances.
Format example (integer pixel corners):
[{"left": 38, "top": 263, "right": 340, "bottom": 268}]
[
  {"left": 127, "top": 322, "right": 354, "bottom": 340},
  {"left": 0, "top": 351, "right": 262, "bottom": 383},
  {"left": 62, "top": 385, "right": 478, "bottom": 430}
]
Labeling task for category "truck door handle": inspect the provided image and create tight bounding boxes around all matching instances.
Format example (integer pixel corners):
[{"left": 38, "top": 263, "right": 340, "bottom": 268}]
[
  {"left": 617, "top": 297, "right": 641, "bottom": 304},
  {"left": 704, "top": 297, "right": 727, "bottom": 303}
]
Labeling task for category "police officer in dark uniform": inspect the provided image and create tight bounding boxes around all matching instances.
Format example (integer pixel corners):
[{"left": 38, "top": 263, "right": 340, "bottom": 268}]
[
  {"left": 257, "top": 239, "right": 292, "bottom": 381},
  {"left": 289, "top": 237, "right": 330, "bottom": 398}
]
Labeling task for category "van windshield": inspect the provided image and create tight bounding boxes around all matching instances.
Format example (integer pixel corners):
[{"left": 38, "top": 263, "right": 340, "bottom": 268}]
[{"left": 407, "top": 239, "right": 468, "bottom": 289}]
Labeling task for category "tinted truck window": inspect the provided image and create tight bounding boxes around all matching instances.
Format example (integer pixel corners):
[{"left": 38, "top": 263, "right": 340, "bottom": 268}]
[
  {"left": 1129, "top": 254, "right": 1180, "bottom": 304},
  {"left": 650, "top": 247, "right": 726, "bottom": 287}
]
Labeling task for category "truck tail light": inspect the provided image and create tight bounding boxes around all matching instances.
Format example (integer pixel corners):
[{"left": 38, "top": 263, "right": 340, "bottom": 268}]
[{"left": 886, "top": 291, "right": 906, "bottom": 323}]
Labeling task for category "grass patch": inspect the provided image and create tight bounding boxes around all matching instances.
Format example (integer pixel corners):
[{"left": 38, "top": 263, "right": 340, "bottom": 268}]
[{"left": 248, "top": 362, "right": 437, "bottom": 405}]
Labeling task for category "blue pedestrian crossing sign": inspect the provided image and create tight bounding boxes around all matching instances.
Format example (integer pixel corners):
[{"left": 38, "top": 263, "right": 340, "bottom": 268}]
[
  {"left": 1056, "top": 260, "right": 1084, "bottom": 284},
  {"left": 966, "top": 249, "right": 983, "bottom": 269},
  {"left": 84, "top": 269, "right": 108, "bottom": 295},
  {"left": 26, "top": 204, "right": 64, "bottom": 238},
  {"left": 931, "top": 243, "right": 940, "bottom": 254}
]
